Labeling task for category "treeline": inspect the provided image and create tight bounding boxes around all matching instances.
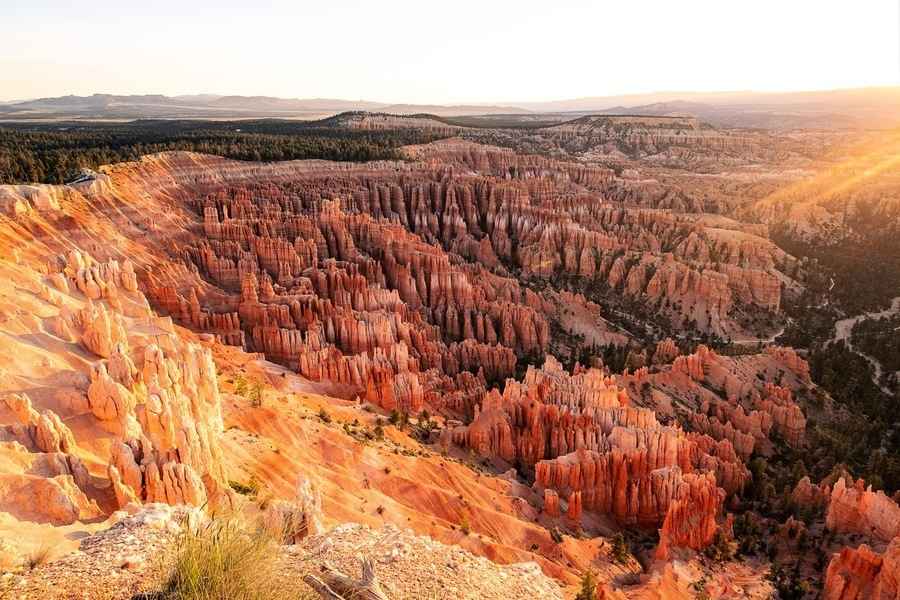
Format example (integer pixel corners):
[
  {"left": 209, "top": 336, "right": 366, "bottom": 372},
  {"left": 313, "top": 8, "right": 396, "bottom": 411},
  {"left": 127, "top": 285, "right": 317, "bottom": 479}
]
[{"left": 0, "top": 120, "right": 446, "bottom": 185}]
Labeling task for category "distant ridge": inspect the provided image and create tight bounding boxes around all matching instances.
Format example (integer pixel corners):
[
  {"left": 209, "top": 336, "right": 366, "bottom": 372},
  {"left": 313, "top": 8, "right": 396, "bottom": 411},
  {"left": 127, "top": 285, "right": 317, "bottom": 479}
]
[
  {"left": 1, "top": 86, "right": 898, "bottom": 128},
  {"left": 0, "top": 93, "right": 530, "bottom": 121}
]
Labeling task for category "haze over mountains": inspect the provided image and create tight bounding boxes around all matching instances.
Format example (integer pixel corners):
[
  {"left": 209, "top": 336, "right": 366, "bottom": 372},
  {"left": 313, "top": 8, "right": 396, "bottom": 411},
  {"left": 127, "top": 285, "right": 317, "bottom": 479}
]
[{"left": 3, "top": 86, "right": 899, "bottom": 128}]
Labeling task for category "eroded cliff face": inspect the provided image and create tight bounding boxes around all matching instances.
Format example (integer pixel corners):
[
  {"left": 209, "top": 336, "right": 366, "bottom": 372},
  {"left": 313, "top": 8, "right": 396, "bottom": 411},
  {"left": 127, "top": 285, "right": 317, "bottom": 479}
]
[
  {"left": 48, "top": 143, "right": 785, "bottom": 426},
  {"left": 0, "top": 248, "right": 230, "bottom": 529},
  {"left": 0, "top": 145, "right": 813, "bottom": 596}
]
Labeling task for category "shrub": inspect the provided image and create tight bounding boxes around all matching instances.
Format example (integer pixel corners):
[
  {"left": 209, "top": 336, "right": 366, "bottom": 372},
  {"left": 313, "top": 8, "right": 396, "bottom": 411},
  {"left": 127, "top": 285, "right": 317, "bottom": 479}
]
[
  {"left": 249, "top": 382, "right": 263, "bottom": 408},
  {"left": 233, "top": 375, "right": 248, "bottom": 397},
  {"left": 609, "top": 532, "right": 630, "bottom": 564},
  {"left": 26, "top": 546, "right": 51, "bottom": 570},
  {"left": 460, "top": 516, "right": 471, "bottom": 536},
  {"left": 575, "top": 570, "right": 597, "bottom": 600},
  {"left": 703, "top": 529, "right": 735, "bottom": 562},
  {"left": 229, "top": 478, "right": 260, "bottom": 499},
  {"left": 690, "top": 576, "right": 710, "bottom": 600},
  {"left": 550, "top": 527, "right": 564, "bottom": 544},
  {"left": 388, "top": 410, "right": 409, "bottom": 430},
  {"left": 317, "top": 408, "right": 332, "bottom": 424},
  {"left": 154, "top": 516, "right": 299, "bottom": 600}
]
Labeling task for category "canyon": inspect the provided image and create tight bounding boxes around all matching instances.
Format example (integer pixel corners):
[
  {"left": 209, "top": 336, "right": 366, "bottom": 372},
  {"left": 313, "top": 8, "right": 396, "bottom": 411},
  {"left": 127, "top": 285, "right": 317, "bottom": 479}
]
[{"left": 0, "top": 117, "right": 897, "bottom": 600}]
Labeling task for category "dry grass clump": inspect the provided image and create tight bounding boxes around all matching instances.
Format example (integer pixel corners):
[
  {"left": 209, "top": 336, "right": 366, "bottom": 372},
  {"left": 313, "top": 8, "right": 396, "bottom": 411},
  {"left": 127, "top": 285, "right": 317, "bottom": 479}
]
[
  {"left": 151, "top": 515, "right": 307, "bottom": 600},
  {"left": 25, "top": 545, "right": 51, "bottom": 570}
]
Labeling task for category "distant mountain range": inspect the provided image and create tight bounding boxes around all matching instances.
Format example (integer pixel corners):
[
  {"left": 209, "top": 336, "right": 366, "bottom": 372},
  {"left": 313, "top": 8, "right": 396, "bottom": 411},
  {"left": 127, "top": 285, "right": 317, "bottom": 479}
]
[
  {"left": 0, "top": 93, "right": 530, "bottom": 121},
  {"left": 534, "top": 88, "right": 900, "bottom": 129},
  {"left": 2, "top": 87, "right": 899, "bottom": 128}
]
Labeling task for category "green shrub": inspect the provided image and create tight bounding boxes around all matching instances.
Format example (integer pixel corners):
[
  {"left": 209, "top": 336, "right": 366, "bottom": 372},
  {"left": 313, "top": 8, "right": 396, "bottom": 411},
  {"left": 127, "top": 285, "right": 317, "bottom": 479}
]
[
  {"left": 609, "top": 532, "right": 630, "bottom": 564},
  {"left": 233, "top": 375, "right": 248, "bottom": 397},
  {"left": 550, "top": 527, "right": 564, "bottom": 544},
  {"left": 575, "top": 570, "right": 597, "bottom": 600},
  {"left": 703, "top": 530, "right": 735, "bottom": 562},
  {"left": 249, "top": 382, "right": 263, "bottom": 408},
  {"left": 228, "top": 478, "right": 260, "bottom": 499},
  {"left": 460, "top": 516, "right": 471, "bottom": 536}
]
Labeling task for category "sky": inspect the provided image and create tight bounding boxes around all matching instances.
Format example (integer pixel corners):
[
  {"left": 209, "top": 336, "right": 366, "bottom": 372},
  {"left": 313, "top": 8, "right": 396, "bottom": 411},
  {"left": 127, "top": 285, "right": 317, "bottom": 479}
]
[{"left": 1, "top": 0, "right": 899, "bottom": 104}]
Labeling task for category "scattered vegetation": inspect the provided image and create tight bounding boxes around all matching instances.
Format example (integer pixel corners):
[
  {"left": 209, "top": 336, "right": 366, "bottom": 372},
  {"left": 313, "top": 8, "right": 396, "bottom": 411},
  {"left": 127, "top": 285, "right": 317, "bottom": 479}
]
[
  {"left": 767, "top": 562, "right": 811, "bottom": 600},
  {"left": 25, "top": 546, "right": 51, "bottom": 571},
  {"left": 732, "top": 513, "right": 765, "bottom": 556},
  {"left": 774, "top": 223, "right": 900, "bottom": 493},
  {"left": 233, "top": 375, "right": 248, "bottom": 397},
  {"left": 608, "top": 532, "right": 630, "bottom": 564},
  {"left": 459, "top": 516, "right": 471, "bottom": 536},
  {"left": 690, "top": 576, "right": 710, "bottom": 600},
  {"left": 388, "top": 409, "right": 409, "bottom": 430},
  {"left": 703, "top": 530, "right": 735, "bottom": 562},
  {"left": 248, "top": 381, "right": 263, "bottom": 408},
  {"left": 550, "top": 527, "right": 565, "bottom": 544},
  {"left": 575, "top": 570, "right": 597, "bottom": 600},
  {"left": 228, "top": 478, "right": 260, "bottom": 499}
]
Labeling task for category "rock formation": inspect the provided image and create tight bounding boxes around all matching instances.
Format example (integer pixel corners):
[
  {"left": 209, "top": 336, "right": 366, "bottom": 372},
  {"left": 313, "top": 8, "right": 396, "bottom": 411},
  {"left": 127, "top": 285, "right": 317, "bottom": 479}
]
[
  {"left": 824, "top": 539, "right": 900, "bottom": 600},
  {"left": 0, "top": 141, "right": 830, "bottom": 595},
  {"left": 826, "top": 477, "right": 900, "bottom": 542}
]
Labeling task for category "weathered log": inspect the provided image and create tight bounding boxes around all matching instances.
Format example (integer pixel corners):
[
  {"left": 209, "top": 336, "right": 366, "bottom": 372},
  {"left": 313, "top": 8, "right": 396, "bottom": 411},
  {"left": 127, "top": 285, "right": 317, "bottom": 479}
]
[
  {"left": 303, "top": 575, "right": 346, "bottom": 600},
  {"left": 303, "top": 556, "right": 390, "bottom": 600}
]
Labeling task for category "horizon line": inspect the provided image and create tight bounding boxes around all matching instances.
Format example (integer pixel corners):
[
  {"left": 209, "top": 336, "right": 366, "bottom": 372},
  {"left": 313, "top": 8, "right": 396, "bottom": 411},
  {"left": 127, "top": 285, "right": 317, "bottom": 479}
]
[{"left": 4, "top": 83, "right": 900, "bottom": 106}]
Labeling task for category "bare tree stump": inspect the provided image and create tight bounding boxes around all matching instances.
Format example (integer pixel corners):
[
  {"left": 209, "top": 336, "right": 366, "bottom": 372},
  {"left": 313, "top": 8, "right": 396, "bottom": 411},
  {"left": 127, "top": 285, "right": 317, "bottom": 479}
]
[{"left": 303, "top": 556, "right": 390, "bottom": 600}]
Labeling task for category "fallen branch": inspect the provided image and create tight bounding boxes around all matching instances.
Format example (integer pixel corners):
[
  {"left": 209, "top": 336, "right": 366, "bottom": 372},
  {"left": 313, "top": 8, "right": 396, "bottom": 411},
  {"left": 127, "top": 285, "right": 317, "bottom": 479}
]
[{"left": 303, "top": 556, "right": 390, "bottom": 600}]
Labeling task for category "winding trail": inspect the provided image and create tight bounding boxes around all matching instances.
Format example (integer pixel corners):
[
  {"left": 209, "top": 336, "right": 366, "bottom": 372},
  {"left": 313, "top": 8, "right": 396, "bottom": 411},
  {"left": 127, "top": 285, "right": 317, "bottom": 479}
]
[{"left": 831, "top": 296, "right": 900, "bottom": 395}]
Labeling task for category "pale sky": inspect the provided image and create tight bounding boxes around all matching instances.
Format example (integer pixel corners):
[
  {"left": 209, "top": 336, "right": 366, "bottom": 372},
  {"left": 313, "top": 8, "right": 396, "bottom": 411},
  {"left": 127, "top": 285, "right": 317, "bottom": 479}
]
[{"left": 1, "top": 0, "right": 898, "bottom": 103}]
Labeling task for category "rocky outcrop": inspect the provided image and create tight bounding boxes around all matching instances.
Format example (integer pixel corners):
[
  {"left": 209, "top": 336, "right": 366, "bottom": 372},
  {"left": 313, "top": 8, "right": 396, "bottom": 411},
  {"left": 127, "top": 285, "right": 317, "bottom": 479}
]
[
  {"left": 263, "top": 478, "right": 324, "bottom": 544},
  {"left": 75, "top": 301, "right": 130, "bottom": 358},
  {"left": 652, "top": 338, "right": 680, "bottom": 365},
  {"left": 443, "top": 357, "right": 742, "bottom": 549},
  {"left": 3, "top": 393, "right": 77, "bottom": 454},
  {"left": 99, "top": 339, "right": 227, "bottom": 509},
  {"left": 791, "top": 475, "right": 831, "bottom": 510},
  {"left": 0, "top": 143, "right": 818, "bottom": 577},
  {"left": 131, "top": 143, "right": 794, "bottom": 419},
  {"left": 543, "top": 489, "right": 560, "bottom": 518},
  {"left": 655, "top": 472, "right": 724, "bottom": 559},
  {"left": 824, "top": 539, "right": 900, "bottom": 600},
  {"left": 826, "top": 477, "right": 900, "bottom": 542}
]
